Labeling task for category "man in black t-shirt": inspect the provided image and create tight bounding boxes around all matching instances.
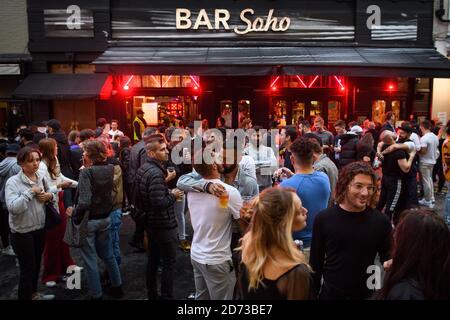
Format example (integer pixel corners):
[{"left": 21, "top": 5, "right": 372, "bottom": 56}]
[
  {"left": 310, "top": 162, "right": 392, "bottom": 300},
  {"left": 380, "top": 122, "right": 419, "bottom": 210},
  {"left": 376, "top": 131, "right": 416, "bottom": 224}
]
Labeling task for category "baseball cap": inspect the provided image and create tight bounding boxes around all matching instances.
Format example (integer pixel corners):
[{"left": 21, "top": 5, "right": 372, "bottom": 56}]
[{"left": 350, "top": 125, "right": 363, "bottom": 134}]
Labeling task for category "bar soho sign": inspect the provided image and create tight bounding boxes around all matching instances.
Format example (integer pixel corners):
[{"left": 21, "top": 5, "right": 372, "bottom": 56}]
[{"left": 175, "top": 8, "right": 291, "bottom": 35}]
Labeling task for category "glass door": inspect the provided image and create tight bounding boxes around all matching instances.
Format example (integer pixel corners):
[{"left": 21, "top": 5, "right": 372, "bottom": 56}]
[{"left": 292, "top": 100, "right": 306, "bottom": 125}]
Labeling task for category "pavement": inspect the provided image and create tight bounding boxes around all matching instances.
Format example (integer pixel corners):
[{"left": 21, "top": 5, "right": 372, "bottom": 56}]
[{"left": 0, "top": 191, "right": 447, "bottom": 300}]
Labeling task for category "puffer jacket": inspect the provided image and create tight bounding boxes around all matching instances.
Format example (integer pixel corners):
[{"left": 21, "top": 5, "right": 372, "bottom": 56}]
[
  {"left": 135, "top": 158, "right": 177, "bottom": 231},
  {"left": 338, "top": 133, "right": 359, "bottom": 167}
]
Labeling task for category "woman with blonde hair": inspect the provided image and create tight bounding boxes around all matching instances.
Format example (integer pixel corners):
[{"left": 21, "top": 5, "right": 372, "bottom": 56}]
[
  {"left": 238, "top": 187, "right": 314, "bottom": 300},
  {"left": 38, "top": 138, "right": 78, "bottom": 287}
]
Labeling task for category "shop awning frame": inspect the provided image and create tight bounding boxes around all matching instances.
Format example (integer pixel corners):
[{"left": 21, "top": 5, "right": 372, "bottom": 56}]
[
  {"left": 12, "top": 73, "right": 110, "bottom": 100},
  {"left": 93, "top": 46, "right": 450, "bottom": 78}
]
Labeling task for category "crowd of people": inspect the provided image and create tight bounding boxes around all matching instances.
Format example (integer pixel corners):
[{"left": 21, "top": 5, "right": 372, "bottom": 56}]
[{"left": 0, "top": 110, "right": 449, "bottom": 301}]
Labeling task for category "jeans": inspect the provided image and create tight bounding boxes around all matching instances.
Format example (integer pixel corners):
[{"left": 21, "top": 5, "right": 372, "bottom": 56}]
[
  {"left": 174, "top": 194, "right": 186, "bottom": 240},
  {"left": 110, "top": 209, "right": 122, "bottom": 266},
  {"left": 420, "top": 163, "right": 435, "bottom": 202},
  {"left": 146, "top": 228, "right": 177, "bottom": 299},
  {"left": 445, "top": 182, "right": 450, "bottom": 228},
  {"left": 11, "top": 228, "right": 46, "bottom": 300},
  {"left": 80, "top": 217, "right": 122, "bottom": 298}
]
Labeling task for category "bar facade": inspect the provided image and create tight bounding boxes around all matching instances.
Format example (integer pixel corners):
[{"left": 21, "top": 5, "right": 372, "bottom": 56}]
[{"left": 11, "top": 0, "right": 450, "bottom": 135}]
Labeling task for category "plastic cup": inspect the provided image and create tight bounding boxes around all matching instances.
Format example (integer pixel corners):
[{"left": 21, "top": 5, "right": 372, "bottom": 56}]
[{"left": 218, "top": 193, "right": 229, "bottom": 209}]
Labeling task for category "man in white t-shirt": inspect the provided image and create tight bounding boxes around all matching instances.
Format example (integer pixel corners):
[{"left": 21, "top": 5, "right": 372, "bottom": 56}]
[
  {"left": 108, "top": 119, "right": 124, "bottom": 142},
  {"left": 418, "top": 120, "right": 439, "bottom": 208},
  {"left": 187, "top": 152, "right": 243, "bottom": 300}
]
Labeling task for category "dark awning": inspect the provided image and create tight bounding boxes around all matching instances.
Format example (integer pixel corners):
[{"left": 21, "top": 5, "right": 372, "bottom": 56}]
[
  {"left": 93, "top": 46, "right": 450, "bottom": 78},
  {"left": 12, "top": 73, "right": 110, "bottom": 100}
]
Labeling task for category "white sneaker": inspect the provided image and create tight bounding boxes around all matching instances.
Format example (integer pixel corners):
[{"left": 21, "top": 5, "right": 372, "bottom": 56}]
[
  {"left": 32, "top": 293, "right": 55, "bottom": 300},
  {"left": 45, "top": 281, "right": 57, "bottom": 288},
  {"left": 1, "top": 246, "right": 15, "bottom": 256}
]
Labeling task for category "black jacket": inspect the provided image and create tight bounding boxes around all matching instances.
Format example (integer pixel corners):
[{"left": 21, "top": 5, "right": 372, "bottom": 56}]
[
  {"left": 135, "top": 158, "right": 177, "bottom": 231},
  {"left": 119, "top": 147, "right": 131, "bottom": 179},
  {"left": 338, "top": 134, "right": 359, "bottom": 167},
  {"left": 73, "top": 164, "right": 114, "bottom": 222},
  {"left": 49, "top": 131, "right": 74, "bottom": 179}
]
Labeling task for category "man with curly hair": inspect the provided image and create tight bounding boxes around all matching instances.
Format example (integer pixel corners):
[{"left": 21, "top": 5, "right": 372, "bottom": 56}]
[{"left": 310, "top": 162, "right": 393, "bottom": 300}]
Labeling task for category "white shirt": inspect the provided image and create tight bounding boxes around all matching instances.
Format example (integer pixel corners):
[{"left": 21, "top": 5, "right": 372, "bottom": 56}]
[
  {"left": 108, "top": 129, "right": 124, "bottom": 141},
  {"left": 244, "top": 144, "right": 278, "bottom": 187},
  {"left": 38, "top": 160, "right": 77, "bottom": 213},
  {"left": 188, "top": 179, "right": 243, "bottom": 265},
  {"left": 419, "top": 132, "right": 439, "bottom": 165},
  {"left": 410, "top": 132, "right": 421, "bottom": 152}
]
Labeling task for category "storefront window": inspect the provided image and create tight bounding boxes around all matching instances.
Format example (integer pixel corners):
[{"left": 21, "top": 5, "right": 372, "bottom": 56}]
[
  {"left": 372, "top": 100, "right": 386, "bottom": 124},
  {"left": 162, "top": 75, "right": 181, "bottom": 87},
  {"left": 238, "top": 100, "right": 251, "bottom": 126},
  {"left": 271, "top": 99, "right": 287, "bottom": 126},
  {"left": 133, "top": 95, "right": 197, "bottom": 126},
  {"left": 292, "top": 101, "right": 305, "bottom": 124},
  {"left": 220, "top": 100, "right": 233, "bottom": 128},
  {"left": 328, "top": 101, "right": 341, "bottom": 124},
  {"left": 141, "top": 75, "right": 199, "bottom": 88},
  {"left": 74, "top": 64, "right": 96, "bottom": 74},
  {"left": 310, "top": 101, "right": 322, "bottom": 117},
  {"left": 51, "top": 64, "right": 73, "bottom": 74},
  {"left": 142, "top": 75, "right": 161, "bottom": 87},
  {"left": 391, "top": 100, "right": 401, "bottom": 123},
  {"left": 182, "top": 76, "right": 200, "bottom": 88}
]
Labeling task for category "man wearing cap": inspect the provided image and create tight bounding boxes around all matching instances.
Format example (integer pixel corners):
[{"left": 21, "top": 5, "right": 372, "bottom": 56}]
[
  {"left": 380, "top": 122, "right": 420, "bottom": 209},
  {"left": 376, "top": 130, "right": 416, "bottom": 225},
  {"left": 133, "top": 109, "right": 148, "bottom": 143},
  {"left": 0, "top": 143, "right": 21, "bottom": 256}
]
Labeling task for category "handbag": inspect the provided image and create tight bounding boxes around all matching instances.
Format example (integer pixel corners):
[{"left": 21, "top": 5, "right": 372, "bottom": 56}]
[
  {"left": 42, "top": 178, "right": 62, "bottom": 230},
  {"left": 63, "top": 209, "right": 89, "bottom": 248},
  {"left": 63, "top": 168, "right": 92, "bottom": 247}
]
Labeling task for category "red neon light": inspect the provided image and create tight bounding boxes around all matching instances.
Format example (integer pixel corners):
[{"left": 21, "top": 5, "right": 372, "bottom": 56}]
[
  {"left": 296, "top": 75, "right": 307, "bottom": 88},
  {"left": 123, "top": 75, "right": 134, "bottom": 90},
  {"left": 334, "top": 76, "right": 345, "bottom": 90},
  {"left": 270, "top": 76, "right": 280, "bottom": 88},
  {"left": 271, "top": 86, "right": 278, "bottom": 91},
  {"left": 190, "top": 75, "right": 200, "bottom": 87},
  {"left": 194, "top": 86, "right": 199, "bottom": 90},
  {"left": 308, "top": 75, "right": 319, "bottom": 88}
]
